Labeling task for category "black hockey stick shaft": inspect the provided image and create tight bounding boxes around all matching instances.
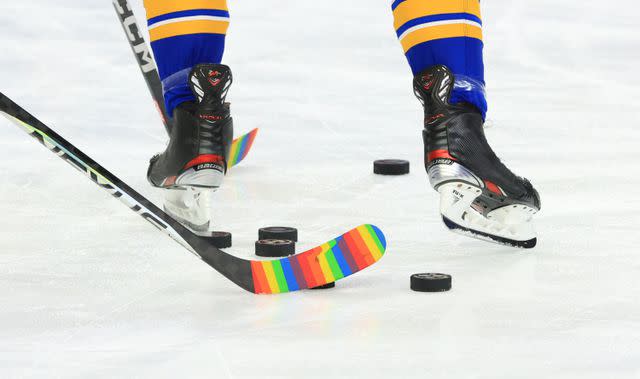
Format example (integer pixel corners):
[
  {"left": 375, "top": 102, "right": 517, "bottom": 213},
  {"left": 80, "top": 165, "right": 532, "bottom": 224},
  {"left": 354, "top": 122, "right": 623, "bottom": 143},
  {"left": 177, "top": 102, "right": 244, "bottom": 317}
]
[
  {"left": 0, "top": 93, "right": 254, "bottom": 292},
  {"left": 112, "top": 0, "right": 171, "bottom": 134}
]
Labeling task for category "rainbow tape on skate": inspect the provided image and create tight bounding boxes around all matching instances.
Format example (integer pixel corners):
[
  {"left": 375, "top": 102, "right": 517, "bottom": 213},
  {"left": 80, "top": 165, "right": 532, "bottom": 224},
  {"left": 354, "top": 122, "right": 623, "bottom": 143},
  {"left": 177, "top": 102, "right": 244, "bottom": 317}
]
[
  {"left": 251, "top": 224, "right": 386, "bottom": 294},
  {"left": 228, "top": 128, "right": 258, "bottom": 168}
]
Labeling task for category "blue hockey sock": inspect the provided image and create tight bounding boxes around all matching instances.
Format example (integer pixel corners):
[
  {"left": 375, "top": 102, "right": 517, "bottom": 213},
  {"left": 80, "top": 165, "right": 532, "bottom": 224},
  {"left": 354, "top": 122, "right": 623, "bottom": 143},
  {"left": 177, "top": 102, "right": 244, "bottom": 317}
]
[
  {"left": 144, "top": 0, "right": 230, "bottom": 117},
  {"left": 392, "top": 0, "right": 487, "bottom": 119}
]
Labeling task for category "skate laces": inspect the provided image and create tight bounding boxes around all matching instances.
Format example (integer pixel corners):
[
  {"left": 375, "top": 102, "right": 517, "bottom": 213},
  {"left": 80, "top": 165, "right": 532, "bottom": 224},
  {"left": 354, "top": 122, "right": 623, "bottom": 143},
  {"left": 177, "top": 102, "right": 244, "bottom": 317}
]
[
  {"left": 195, "top": 107, "right": 228, "bottom": 159},
  {"left": 198, "top": 115, "right": 224, "bottom": 145}
]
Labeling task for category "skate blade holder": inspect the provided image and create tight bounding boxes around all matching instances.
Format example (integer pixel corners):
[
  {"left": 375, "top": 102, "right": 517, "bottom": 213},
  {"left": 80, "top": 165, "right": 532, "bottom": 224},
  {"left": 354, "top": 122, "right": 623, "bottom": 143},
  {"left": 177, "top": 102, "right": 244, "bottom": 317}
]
[
  {"left": 163, "top": 187, "right": 216, "bottom": 233},
  {"left": 437, "top": 183, "right": 537, "bottom": 243},
  {"left": 175, "top": 165, "right": 224, "bottom": 188}
]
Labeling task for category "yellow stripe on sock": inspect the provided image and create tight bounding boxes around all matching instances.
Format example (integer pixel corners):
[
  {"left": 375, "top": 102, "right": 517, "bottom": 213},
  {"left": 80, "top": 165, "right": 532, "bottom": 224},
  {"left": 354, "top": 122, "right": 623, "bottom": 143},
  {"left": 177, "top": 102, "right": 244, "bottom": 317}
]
[
  {"left": 393, "top": 0, "right": 481, "bottom": 31},
  {"left": 149, "top": 19, "right": 230, "bottom": 42},
  {"left": 401, "top": 23, "right": 483, "bottom": 52},
  {"left": 144, "top": 0, "right": 229, "bottom": 19}
]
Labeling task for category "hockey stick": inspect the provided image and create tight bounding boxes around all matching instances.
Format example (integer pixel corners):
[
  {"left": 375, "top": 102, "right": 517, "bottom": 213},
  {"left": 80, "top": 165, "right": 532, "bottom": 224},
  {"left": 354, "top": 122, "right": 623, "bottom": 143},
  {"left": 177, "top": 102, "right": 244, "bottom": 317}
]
[
  {"left": 112, "top": 0, "right": 258, "bottom": 168},
  {"left": 112, "top": 0, "right": 169, "bottom": 133},
  {"left": 0, "top": 93, "right": 386, "bottom": 294}
]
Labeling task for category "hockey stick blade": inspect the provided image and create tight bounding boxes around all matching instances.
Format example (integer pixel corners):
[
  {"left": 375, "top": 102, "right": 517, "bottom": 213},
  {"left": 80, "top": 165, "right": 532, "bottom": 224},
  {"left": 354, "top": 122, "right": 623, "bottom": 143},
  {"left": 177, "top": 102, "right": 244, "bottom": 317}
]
[{"left": 0, "top": 93, "right": 386, "bottom": 294}]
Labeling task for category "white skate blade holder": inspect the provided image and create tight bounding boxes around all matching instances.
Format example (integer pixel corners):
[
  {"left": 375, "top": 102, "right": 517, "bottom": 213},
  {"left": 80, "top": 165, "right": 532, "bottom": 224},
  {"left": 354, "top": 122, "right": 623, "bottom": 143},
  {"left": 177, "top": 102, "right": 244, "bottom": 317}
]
[
  {"left": 163, "top": 187, "right": 216, "bottom": 235},
  {"left": 175, "top": 164, "right": 224, "bottom": 188},
  {"left": 437, "top": 182, "right": 537, "bottom": 248}
]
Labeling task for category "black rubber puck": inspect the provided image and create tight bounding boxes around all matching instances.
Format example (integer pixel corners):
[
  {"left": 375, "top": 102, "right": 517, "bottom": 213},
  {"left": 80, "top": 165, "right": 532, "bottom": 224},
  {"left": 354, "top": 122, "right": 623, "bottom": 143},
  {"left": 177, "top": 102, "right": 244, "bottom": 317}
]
[
  {"left": 374, "top": 159, "right": 410, "bottom": 175},
  {"left": 258, "top": 226, "right": 298, "bottom": 242},
  {"left": 206, "top": 231, "right": 232, "bottom": 249},
  {"left": 410, "top": 273, "right": 452, "bottom": 292},
  {"left": 255, "top": 239, "right": 295, "bottom": 257},
  {"left": 310, "top": 282, "right": 336, "bottom": 290}
]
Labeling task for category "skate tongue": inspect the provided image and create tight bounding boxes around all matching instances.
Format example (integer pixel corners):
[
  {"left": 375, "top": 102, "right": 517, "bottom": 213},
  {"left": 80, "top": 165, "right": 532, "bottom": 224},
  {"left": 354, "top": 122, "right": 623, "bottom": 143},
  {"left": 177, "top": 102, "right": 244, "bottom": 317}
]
[
  {"left": 189, "top": 64, "right": 232, "bottom": 108},
  {"left": 413, "top": 65, "right": 454, "bottom": 109}
]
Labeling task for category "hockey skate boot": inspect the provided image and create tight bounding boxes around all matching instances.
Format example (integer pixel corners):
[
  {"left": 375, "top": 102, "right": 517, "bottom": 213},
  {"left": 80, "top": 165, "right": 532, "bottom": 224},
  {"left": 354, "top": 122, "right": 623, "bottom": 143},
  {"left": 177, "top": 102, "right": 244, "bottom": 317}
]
[
  {"left": 148, "top": 64, "right": 234, "bottom": 233},
  {"left": 148, "top": 64, "right": 233, "bottom": 189},
  {"left": 414, "top": 65, "right": 541, "bottom": 248}
]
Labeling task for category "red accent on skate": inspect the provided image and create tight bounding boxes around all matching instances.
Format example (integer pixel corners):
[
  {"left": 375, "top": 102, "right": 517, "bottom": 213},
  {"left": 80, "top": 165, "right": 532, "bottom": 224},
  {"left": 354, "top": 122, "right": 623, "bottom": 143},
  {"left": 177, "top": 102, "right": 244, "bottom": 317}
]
[
  {"left": 422, "top": 74, "right": 434, "bottom": 90},
  {"left": 484, "top": 180, "right": 503, "bottom": 196},
  {"left": 427, "top": 113, "right": 445, "bottom": 124},
  {"left": 199, "top": 114, "right": 224, "bottom": 121},
  {"left": 183, "top": 154, "right": 224, "bottom": 170},
  {"left": 207, "top": 70, "right": 222, "bottom": 86},
  {"left": 428, "top": 149, "right": 455, "bottom": 162}
]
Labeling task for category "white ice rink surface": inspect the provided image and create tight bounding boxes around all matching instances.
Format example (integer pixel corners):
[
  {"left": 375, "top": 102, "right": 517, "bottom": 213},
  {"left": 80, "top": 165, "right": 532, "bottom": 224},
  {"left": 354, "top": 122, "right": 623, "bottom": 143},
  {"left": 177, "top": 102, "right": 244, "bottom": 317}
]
[{"left": 1, "top": 1, "right": 639, "bottom": 378}]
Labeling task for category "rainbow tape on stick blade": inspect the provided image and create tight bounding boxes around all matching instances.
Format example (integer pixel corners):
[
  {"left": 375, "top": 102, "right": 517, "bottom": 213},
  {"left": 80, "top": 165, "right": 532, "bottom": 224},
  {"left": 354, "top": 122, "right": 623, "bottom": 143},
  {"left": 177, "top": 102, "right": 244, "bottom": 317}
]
[{"left": 251, "top": 224, "right": 386, "bottom": 294}]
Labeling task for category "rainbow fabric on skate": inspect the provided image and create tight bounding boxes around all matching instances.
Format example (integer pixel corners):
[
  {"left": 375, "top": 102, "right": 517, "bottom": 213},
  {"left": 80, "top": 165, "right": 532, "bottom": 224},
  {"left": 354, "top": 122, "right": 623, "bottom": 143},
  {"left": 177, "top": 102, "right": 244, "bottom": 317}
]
[
  {"left": 251, "top": 225, "right": 386, "bottom": 294},
  {"left": 228, "top": 128, "right": 258, "bottom": 168}
]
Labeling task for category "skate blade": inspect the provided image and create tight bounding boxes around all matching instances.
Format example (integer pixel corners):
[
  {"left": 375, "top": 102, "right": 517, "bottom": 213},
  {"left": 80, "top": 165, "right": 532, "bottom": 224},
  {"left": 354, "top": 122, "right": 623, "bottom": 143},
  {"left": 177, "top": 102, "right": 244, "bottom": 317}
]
[
  {"left": 163, "top": 187, "right": 215, "bottom": 236},
  {"left": 437, "top": 183, "right": 537, "bottom": 249}
]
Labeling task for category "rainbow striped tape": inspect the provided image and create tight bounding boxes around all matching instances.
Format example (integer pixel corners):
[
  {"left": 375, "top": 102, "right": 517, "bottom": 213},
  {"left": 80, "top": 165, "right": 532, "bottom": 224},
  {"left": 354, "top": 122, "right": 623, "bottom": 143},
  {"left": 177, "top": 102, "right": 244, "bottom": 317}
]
[
  {"left": 251, "top": 224, "right": 386, "bottom": 294},
  {"left": 228, "top": 128, "right": 258, "bottom": 168}
]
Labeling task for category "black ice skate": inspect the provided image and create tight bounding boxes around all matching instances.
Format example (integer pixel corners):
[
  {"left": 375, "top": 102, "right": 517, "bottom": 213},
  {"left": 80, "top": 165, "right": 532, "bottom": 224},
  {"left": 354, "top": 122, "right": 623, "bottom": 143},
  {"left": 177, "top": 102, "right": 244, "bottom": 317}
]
[
  {"left": 148, "top": 64, "right": 234, "bottom": 233},
  {"left": 414, "top": 65, "right": 541, "bottom": 248},
  {"left": 147, "top": 64, "right": 233, "bottom": 190}
]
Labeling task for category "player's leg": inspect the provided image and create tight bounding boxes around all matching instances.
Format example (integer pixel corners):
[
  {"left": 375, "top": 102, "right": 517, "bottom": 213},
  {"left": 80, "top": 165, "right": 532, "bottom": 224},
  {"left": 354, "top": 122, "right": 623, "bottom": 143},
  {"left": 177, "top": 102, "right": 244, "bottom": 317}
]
[
  {"left": 392, "top": 0, "right": 541, "bottom": 248},
  {"left": 144, "top": 0, "right": 234, "bottom": 189},
  {"left": 393, "top": 0, "right": 486, "bottom": 118}
]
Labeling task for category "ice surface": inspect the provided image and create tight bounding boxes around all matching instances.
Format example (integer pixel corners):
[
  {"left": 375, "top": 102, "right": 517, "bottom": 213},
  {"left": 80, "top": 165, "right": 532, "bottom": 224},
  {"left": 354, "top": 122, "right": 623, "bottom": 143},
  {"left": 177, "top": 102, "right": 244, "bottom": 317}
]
[{"left": 1, "top": 1, "right": 639, "bottom": 378}]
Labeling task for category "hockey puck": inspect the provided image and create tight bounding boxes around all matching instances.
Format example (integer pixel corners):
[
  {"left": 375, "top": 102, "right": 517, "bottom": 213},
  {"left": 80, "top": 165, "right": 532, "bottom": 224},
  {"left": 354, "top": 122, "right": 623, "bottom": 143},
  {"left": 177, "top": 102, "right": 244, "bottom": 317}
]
[
  {"left": 258, "top": 226, "right": 298, "bottom": 242},
  {"left": 207, "top": 231, "right": 232, "bottom": 249},
  {"left": 255, "top": 239, "right": 295, "bottom": 258},
  {"left": 310, "top": 282, "right": 336, "bottom": 290},
  {"left": 410, "top": 273, "right": 452, "bottom": 292},
  {"left": 373, "top": 159, "right": 410, "bottom": 175}
]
